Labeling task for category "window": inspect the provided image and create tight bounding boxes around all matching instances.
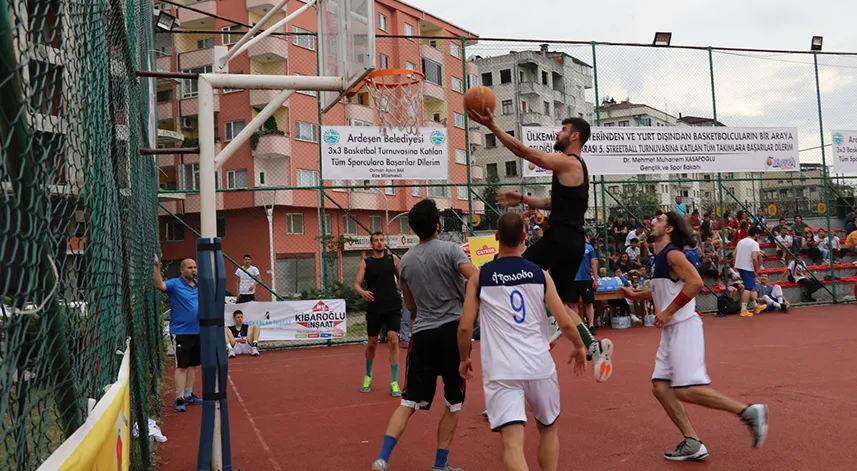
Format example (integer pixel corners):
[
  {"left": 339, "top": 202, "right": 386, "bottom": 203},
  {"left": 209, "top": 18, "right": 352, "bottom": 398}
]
[
  {"left": 618, "top": 120, "right": 629, "bottom": 127},
  {"left": 638, "top": 117, "right": 652, "bottom": 126},
  {"left": 451, "top": 76, "right": 463, "bottom": 93},
  {"left": 369, "top": 216, "right": 383, "bottom": 233},
  {"left": 293, "top": 72, "right": 317, "bottom": 96},
  {"left": 481, "top": 72, "right": 493, "bottom": 86},
  {"left": 428, "top": 182, "right": 450, "bottom": 198},
  {"left": 166, "top": 221, "right": 184, "bottom": 241},
  {"left": 384, "top": 179, "right": 394, "bottom": 195},
  {"left": 412, "top": 183, "right": 421, "bottom": 196},
  {"left": 506, "top": 130, "right": 515, "bottom": 137},
  {"left": 349, "top": 119, "right": 372, "bottom": 127},
  {"left": 156, "top": 90, "right": 172, "bottom": 103},
  {"left": 505, "top": 160, "right": 517, "bottom": 177},
  {"left": 297, "top": 169, "right": 319, "bottom": 187},
  {"left": 500, "top": 69, "right": 512, "bottom": 84},
  {"left": 331, "top": 179, "right": 346, "bottom": 192},
  {"left": 344, "top": 215, "right": 358, "bottom": 234},
  {"left": 379, "top": 53, "right": 389, "bottom": 69},
  {"left": 197, "top": 37, "right": 214, "bottom": 49},
  {"left": 225, "top": 120, "right": 245, "bottom": 141},
  {"left": 544, "top": 101, "right": 550, "bottom": 116},
  {"left": 295, "top": 121, "right": 318, "bottom": 142},
  {"left": 182, "top": 163, "right": 199, "bottom": 190},
  {"left": 457, "top": 186, "right": 468, "bottom": 200},
  {"left": 453, "top": 113, "right": 465, "bottom": 129},
  {"left": 221, "top": 26, "right": 242, "bottom": 45},
  {"left": 377, "top": 13, "right": 387, "bottom": 31},
  {"left": 182, "top": 65, "right": 212, "bottom": 98},
  {"left": 258, "top": 171, "right": 266, "bottom": 185},
  {"left": 323, "top": 213, "right": 332, "bottom": 235},
  {"left": 486, "top": 163, "right": 498, "bottom": 179},
  {"left": 422, "top": 58, "right": 443, "bottom": 86},
  {"left": 485, "top": 133, "right": 496, "bottom": 148},
  {"left": 404, "top": 23, "right": 414, "bottom": 37},
  {"left": 286, "top": 214, "right": 304, "bottom": 234},
  {"left": 217, "top": 217, "right": 227, "bottom": 238},
  {"left": 226, "top": 169, "right": 248, "bottom": 188},
  {"left": 398, "top": 216, "right": 409, "bottom": 235},
  {"left": 502, "top": 100, "right": 513, "bottom": 115},
  {"left": 276, "top": 255, "right": 316, "bottom": 295},
  {"left": 521, "top": 101, "right": 528, "bottom": 113},
  {"left": 405, "top": 61, "right": 416, "bottom": 71},
  {"left": 455, "top": 149, "right": 466, "bottom": 164},
  {"left": 468, "top": 74, "right": 478, "bottom": 88},
  {"left": 450, "top": 42, "right": 461, "bottom": 58},
  {"left": 542, "top": 71, "right": 548, "bottom": 85},
  {"left": 292, "top": 26, "right": 315, "bottom": 50}
]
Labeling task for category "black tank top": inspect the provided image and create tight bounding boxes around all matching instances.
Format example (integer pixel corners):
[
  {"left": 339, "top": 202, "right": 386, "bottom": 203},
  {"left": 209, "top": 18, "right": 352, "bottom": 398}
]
[
  {"left": 364, "top": 254, "right": 399, "bottom": 313},
  {"left": 547, "top": 154, "right": 589, "bottom": 232}
]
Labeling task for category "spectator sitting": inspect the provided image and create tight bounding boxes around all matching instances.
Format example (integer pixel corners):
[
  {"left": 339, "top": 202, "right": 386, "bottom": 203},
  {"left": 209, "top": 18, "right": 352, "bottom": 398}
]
[
  {"left": 688, "top": 210, "right": 701, "bottom": 230},
  {"left": 802, "top": 227, "right": 822, "bottom": 264},
  {"left": 845, "top": 228, "right": 857, "bottom": 259},
  {"left": 530, "top": 225, "right": 543, "bottom": 245},
  {"left": 698, "top": 254, "right": 719, "bottom": 280},
  {"left": 226, "top": 310, "right": 261, "bottom": 357},
  {"left": 816, "top": 229, "right": 842, "bottom": 262},
  {"left": 786, "top": 252, "right": 824, "bottom": 302},
  {"left": 625, "top": 238, "right": 641, "bottom": 263},
  {"left": 625, "top": 226, "right": 646, "bottom": 248},
  {"left": 735, "top": 220, "right": 749, "bottom": 242},
  {"left": 774, "top": 227, "right": 794, "bottom": 264},
  {"left": 616, "top": 252, "right": 634, "bottom": 274},
  {"left": 754, "top": 273, "right": 789, "bottom": 312}
]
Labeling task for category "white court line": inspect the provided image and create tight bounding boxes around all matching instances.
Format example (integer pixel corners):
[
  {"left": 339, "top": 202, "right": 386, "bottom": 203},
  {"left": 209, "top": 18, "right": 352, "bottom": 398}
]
[
  {"left": 228, "top": 374, "right": 283, "bottom": 471},
  {"left": 260, "top": 399, "right": 394, "bottom": 419}
]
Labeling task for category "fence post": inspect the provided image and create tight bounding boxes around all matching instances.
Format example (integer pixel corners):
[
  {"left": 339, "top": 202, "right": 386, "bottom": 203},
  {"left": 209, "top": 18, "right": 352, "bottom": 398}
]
[
  {"left": 316, "top": 31, "right": 329, "bottom": 299},
  {"left": 812, "top": 51, "right": 836, "bottom": 302},
  {"left": 462, "top": 36, "right": 474, "bottom": 233},
  {"left": 590, "top": 41, "right": 608, "bottom": 273},
  {"left": 708, "top": 46, "right": 728, "bottom": 283}
]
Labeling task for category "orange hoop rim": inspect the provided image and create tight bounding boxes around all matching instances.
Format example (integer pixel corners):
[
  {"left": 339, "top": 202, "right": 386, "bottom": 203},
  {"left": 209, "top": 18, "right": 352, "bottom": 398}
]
[{"left": 349, "top": 68, "right": 424, "bottom": 94}]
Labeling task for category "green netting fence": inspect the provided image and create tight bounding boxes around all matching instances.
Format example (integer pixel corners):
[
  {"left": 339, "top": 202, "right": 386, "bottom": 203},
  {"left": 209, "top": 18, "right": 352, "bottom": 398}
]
[{"left": 1, "top": 0, "right": 160, "bottom": 469}]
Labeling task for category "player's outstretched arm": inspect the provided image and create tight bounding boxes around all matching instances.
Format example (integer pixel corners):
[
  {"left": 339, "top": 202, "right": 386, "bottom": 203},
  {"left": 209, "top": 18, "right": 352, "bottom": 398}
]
[
  {"left": 457, "top": 274, "right": 480, "bottom": 379},
  {"left": 543, "top": 271, "right": 585, "bottom": 349},
  {"left": 618, "top": 286, "right": 652, "bottom": 301}
]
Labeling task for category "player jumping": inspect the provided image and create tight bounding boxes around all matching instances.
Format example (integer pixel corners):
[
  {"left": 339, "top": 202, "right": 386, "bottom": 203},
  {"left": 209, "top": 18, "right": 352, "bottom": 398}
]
[
  {"left": 458, "top": 212, "right": 587, "bottom": 471},
  {"left": 466, "top": 111, "right": 613, "bottom": 382},
  {"left": 618, "top": 212, "right": 769, "bottom": 461}
]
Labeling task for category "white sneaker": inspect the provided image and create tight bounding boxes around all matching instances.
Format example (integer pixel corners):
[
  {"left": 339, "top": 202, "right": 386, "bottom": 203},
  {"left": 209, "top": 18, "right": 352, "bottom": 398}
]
[
  {"left": 590, "top": 339, "right": 614, "bottom": 382},
  {"left": 227, "top": 347, "right": 235, "bottom": 358},
  {"left": 251, "top": 346, "right": 260, "bottom": 356},
  {"left": 548, "top": 316, "right": 562, "bottom": 348}
]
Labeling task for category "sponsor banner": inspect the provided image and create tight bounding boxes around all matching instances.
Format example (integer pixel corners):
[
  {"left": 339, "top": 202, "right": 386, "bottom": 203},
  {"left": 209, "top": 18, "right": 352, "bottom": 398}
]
[
  {"left": 39, "top": 341, "right": 131, "bottom": 471},
  {"left": 343, "top": 234, "right": 420, "bottom": 251},
  {"left": 466, "top": 235, "right": 500, "bottom": 268},
  {"left": 224, "top": 299, "right": 347, "bottom": 340},
  {"left": 521, "top": 126, "right": 800, "bottom": 176},
  {"left": 320, "top": 126, "right": 449, "bottom": 180},
  {"left": 831, "top": 130, "right": 857, "bottom": 173}
]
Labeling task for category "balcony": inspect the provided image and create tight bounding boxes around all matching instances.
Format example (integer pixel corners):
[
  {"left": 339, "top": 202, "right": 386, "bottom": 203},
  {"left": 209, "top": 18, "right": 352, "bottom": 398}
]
[
  {"left": 246, "top": 0, "right": 278, "bottom": 13},
  {"left": 466, "top": 60, "right": 479, "bottom": 76},
  {"left": 519, "top": 81, "right": 552, "bottom": 97},
  {"left": 157, "top": 101, "right": 173, "bottom": 121},
  {"left": 345, "top": 103, "right": 375, "bottom": 124},
  {"left": 254, "top": 189, "right": 292, "bottom": 207},
  {"left": 248, "top": 36, "right": 288, "bottom": 63},
  {"left": 180, "top": 93, "right": 220, "bottom": 116},
  {"left": 250, "top": 89, "right": 290, "bottom": 108},
  {"left": 420, "top": 43, "right": 444, "bottom": 64},
  {"left": 423, "top": 81, "right": 445, "bottom": 102},
  {"left": 424, "top": 119, "right": 445, "bottom": 128},
  {"left": 468, "top": 129, "right": 484, "bottom": 147},
  {"left": 177, "top": 0, "right": 216, "bottom": 28},
  {"left": 553, "top": 89, "right": 565, "bottom": 103},
  {"left": 157, "top": 55, "right": 172, "bottom": 72},
  {"left": 178, "top": 47, "right": 214, "bottom": 70},
  {"left": 520, "top": 111, "right": 549, "bottom": 126},
  {"left": 471, "top": 165, "right": 484, "bottom": 180},
  {"left": 157, "top": 129, "right": 184, "bottom": 146},
  {"left": 252, "top": 132, "right": 291, "bottom": 159}
]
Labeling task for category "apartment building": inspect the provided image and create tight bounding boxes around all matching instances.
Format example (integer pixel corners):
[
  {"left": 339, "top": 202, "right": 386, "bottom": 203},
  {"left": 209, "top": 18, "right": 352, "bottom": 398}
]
[
  {"left": 469, "top": 44, "right": 595, "bottom": 199},
  {"left": 154, "top": 0, "right": 482, "bottom": 298}
]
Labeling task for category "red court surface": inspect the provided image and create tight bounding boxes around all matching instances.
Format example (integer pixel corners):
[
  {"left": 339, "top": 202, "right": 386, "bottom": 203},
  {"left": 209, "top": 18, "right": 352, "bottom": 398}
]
[{"left": 155, "top": 304, "right": 857, "bottom": 470}]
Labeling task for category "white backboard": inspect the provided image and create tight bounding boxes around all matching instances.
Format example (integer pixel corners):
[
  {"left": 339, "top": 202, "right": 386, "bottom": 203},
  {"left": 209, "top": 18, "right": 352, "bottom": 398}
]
[{"left": 318, "top": 0, "right": 375, "bottom": 113}]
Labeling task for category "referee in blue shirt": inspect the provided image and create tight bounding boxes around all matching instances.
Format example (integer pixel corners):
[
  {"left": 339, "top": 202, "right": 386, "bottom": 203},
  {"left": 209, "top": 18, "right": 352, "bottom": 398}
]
[{"left": 155, "top": 255, "right": 202, "bottom": 412}]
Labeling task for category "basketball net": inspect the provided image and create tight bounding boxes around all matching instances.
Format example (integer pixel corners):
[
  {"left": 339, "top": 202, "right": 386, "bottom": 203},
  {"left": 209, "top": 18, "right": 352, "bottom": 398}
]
[{"left": 363, "top": 69, "right": 425, "bottom": 136}]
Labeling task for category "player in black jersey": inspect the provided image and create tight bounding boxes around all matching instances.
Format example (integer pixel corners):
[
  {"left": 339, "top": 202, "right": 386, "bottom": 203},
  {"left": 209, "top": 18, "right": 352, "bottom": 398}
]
[{"left": 465, "top": 112, "right": 614, "bottom": 382}]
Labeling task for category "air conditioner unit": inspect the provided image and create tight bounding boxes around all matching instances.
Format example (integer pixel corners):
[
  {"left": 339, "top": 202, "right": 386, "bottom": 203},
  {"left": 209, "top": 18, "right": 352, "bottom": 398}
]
[{"left": 181, "top": 117, "right": 196, "bottom": 130}]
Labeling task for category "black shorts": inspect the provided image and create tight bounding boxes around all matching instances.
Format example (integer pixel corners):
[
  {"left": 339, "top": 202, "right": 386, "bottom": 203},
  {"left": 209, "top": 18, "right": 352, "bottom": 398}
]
[
  {"left": 402, "top": 321, "right": 466, "bottom": 412},
  {"left": 523, "top": 226, "right": 586, "bottom": 303},
  {"left": 366, "top": 309, "right": 402, "bottom": 338},
  {"left": 172, "top": 334, "right": 201, "bottom": 368},
  {"left": 237, "top": 294, "right": 255, "bottom": 303},
  {"left": 569, "top": 280, "right": 595, "bottom": 304}
]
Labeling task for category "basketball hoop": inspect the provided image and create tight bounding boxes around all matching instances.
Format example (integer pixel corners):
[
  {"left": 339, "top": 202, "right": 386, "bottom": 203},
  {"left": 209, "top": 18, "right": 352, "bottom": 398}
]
[{"left": 361, "top": 69, "right": 424, "bottom": 136}]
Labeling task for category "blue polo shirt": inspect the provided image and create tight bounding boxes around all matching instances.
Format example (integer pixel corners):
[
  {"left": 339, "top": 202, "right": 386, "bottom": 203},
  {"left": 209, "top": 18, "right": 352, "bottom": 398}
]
[
  {"left": 165, "top": 277, "right": 199, "bottom": 335},
  {"left": 574, "top": 244, "right": 596, "bottom": 281}
]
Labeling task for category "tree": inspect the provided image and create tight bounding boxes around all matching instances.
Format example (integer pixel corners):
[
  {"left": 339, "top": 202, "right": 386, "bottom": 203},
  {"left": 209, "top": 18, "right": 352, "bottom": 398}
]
[
  {"left": 608, "top": 183, "right": 661, "bottom": 222},
  {"left": 478, "top": 174, "right": 502, "bottom": 230}
]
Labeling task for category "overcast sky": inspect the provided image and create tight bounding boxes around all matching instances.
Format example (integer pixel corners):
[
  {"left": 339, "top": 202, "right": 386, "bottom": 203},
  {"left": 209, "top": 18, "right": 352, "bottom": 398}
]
[{"left": 407, "top": 0, "right": 857, "bottom": 167}]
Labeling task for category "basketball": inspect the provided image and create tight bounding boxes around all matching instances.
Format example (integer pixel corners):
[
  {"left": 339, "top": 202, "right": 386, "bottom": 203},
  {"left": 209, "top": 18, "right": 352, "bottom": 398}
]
[{"left": 464, "top": 86, "right": 496, "bottom": 116}]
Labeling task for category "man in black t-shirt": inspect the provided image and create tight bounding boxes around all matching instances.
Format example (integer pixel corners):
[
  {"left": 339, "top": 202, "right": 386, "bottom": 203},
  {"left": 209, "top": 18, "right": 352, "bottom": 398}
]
[{"left": 354, "top": 232, "right": 402, "bottom": 396}]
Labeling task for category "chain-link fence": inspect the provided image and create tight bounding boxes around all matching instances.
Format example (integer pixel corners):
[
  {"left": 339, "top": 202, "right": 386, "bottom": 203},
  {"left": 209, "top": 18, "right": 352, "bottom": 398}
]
[
  {"left": 155, "top": 30, "right": 857, "bottom": 348},
  {"left": 1, "top": 0, "right": 161, "bottom": 469}
]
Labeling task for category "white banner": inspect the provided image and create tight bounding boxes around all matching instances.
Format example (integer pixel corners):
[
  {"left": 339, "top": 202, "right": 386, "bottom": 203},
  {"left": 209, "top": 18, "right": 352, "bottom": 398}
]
[
  {"left": 831, "top": 130, "right": 857, "bottom": 173},
  {"left": 224, "top": 299, "right": 347, "bottom": 340},
  {"left": 321, "top": 126, "right": 449, "bottom": 180},
  {"left": 521, "top": 126, "right": 800, "bottom": 176},
  {"left": 343, "top": 234, "right": 419, "bottom": 251}
]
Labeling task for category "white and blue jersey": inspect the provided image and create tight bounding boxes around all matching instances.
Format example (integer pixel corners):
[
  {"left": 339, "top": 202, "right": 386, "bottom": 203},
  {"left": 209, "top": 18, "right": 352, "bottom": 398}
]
[
  {"left": 651, "top": 243, "right": 696, "bottom": 326},
  {"left": 477, "top": 256, "right": 556, "bottom": 382}
]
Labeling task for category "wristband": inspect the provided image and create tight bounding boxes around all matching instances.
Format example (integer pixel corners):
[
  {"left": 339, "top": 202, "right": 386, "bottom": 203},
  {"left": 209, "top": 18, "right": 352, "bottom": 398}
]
[{"left": 673, "top": 291, "right": 692, "bottom": 308}]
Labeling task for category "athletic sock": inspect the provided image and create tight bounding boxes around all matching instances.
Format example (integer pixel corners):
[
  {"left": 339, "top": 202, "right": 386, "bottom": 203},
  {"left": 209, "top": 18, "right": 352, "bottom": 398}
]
[
  {"left": 741, "top": 303, "right": 748, "bottom": 311},
  {"left": 365, "top": 359, "right": 374, "bottom": 378},
  {"left": 184, "top": 388, "right": 193, "bottom": 398},
  {"left": 175, "top": 390, "right": 183, "bottom": 400},
  {"left": 378, "top": 435, "right": 398, "bottom": 462},
  {"left": 391, "top": 364, "right": 399, "bottom": 382},
  {"left": 576, "top": 324, "right": 595, "bottom": 348},
  {"left": 435, "top": 448, "right": 449, "bottom": 468},
  {"left": 772, "top": 302, "right": 781, "bottom": 309}
]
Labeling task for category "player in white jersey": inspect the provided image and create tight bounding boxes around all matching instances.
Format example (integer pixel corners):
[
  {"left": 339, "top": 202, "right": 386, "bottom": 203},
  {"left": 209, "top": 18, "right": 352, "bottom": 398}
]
[
  {"left": 618, "top": 212, "right": 769, "bottom": 462},
  {"left": 458, "top": 212, "right": 587, "bottom": 471}
]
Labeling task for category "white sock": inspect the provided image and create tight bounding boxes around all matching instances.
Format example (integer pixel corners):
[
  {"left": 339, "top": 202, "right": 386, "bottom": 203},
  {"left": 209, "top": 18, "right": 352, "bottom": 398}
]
[
  {"left": 176, "top": 391, "right": 183, "bottom": 400},
  {"left": 772, "top": 302, "right": 781, "bottom": 309},
  {"left": 741, "top": 303, "right": 748, "bottom": 310},
  {"left": 777, "top": 297, "right": 785, "bottom": 304},
  {"left": 184, "top": 388, "right": 193, "bottom": 398}
]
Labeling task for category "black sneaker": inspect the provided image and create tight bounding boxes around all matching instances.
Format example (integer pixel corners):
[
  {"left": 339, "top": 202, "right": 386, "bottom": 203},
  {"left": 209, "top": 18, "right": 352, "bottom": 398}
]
[
  {"left": 588, "top": 325, "right": 597, "bottom": 336},
  {"left": 174, "top": 398, "right": 186, "bottom": 412}
]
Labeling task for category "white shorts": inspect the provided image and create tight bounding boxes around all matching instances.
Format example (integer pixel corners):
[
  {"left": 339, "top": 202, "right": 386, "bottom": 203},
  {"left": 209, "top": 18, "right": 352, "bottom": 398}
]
[
  {"left": 652, "top": 315, "right": 711, "bottom": 388},
  {"left": 233, "top": 342, "right": 253, "bottom": 355},
  {"left": 483, "top": 373, "right": 560, "bottom": 432}
]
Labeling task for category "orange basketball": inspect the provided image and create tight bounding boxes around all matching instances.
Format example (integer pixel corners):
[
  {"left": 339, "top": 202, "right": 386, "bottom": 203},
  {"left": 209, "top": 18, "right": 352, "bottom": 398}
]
[{"left": 464, "top": 86, "right": 496, "bottom": 116}]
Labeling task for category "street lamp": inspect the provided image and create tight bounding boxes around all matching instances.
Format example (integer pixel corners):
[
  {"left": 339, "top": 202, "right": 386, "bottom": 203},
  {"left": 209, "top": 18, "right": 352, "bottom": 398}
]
[
  {"left": 811, "top": 36, "right": 823, "bottom": 51},
  {"left": 653, "top": 32, "right": 672, "bottom": 47},
  {"left": 155, "top": 11, "right": 177, "bottom": 31}
]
